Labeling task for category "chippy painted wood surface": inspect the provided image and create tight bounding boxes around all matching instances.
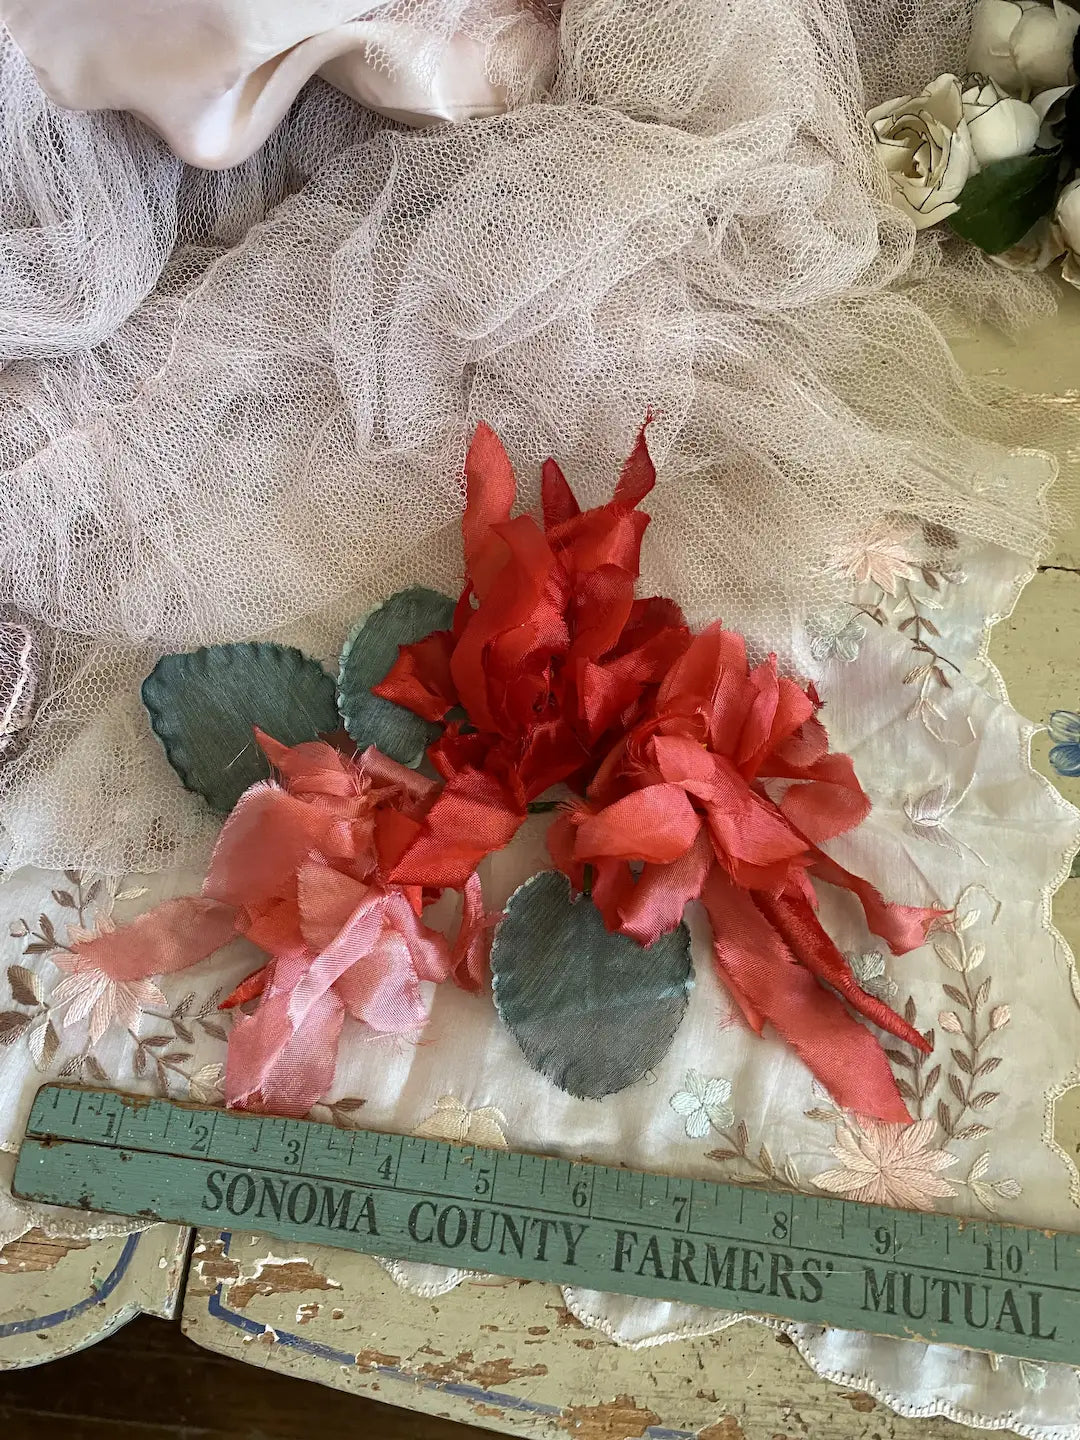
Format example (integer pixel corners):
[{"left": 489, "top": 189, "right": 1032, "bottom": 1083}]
[
  {"left": 176, "top": 1231, "right": 1027, "bottom": 1439},
  {"left": 0, "top": 1224, "right": 187, "bottom": 1370}
]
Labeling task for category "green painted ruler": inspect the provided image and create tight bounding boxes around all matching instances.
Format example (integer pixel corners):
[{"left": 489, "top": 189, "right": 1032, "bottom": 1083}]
[{"left": 13, "top": 1084, "right": 1080, "bottom": 1363}]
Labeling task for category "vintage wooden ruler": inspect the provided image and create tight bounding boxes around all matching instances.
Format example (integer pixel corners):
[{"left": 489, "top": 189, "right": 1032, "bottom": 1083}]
[{"left": 14, "top": 1083, "right": 1080, "bottom": 1363}]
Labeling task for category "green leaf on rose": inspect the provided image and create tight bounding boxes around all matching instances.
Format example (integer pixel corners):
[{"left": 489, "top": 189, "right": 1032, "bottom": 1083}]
[
  {"left": 142, "top": 642, "right": 339, "bottom": 812},
  {"left": 947, "top": 151, "right": 1062, "bottom": 255},
  {"left": 491, "top": 871, "right": 694, "bottom": 1100},
  {"left": 337, "top": 586, "right": 456, "bottom": 766}
]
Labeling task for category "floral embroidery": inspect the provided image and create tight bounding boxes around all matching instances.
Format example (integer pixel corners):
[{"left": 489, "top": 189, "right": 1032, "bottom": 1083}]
[
  {"left": 814, "top": 1116, "right": 959, "bottom": 1208},
  {"left": 847, "top": 950, "right": 898, "bottom": 1000},
  {"left": 188, "top": 1063, "right": 226, "bottom": 1105},
  {"left": 923, "top": 898, "right": 1010, "bottom": 1144},
  {"left": 1048, "top": 709, "right": 1080, "bottom": 777},
  {"left": 841, "top": 890, "right": 1020, "bottom": 1213},
  {"left": 2, "top": 872, "right": 229, "bottom": 1096},
  {"left": 834, "top": 524, "right": 921, "bottom": 594},
  {"left": 965, "top": 1150, "right": 1023, "bottom": 1213},
  {"left": 307, "top": 1095, "right": 368, "bottom": 1126},
  {"left": 705, "top": 1114, "right": 801, "bottom": 1191},
  {"left": 903, "top": 780, "right": 986, "bottom": 864},
  {"left": 414, "top": 1095, "right": 509, "bottom": 1149},
  {"left": 806, "top": 612, "right": 865, "bottom": 664},
  {"left": 51, "top": 950, "right": 166, "bottom": 1045},
  {"left": 836, "top": 519, "right": 967, "bottom": 732},
  {"left": 669, "top": 1069, "right": 734, "bottom": 1139}
]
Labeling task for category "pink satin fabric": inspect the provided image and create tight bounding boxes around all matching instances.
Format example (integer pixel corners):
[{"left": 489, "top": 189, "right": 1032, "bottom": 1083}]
[{"left": 2, "top": 0, "right": 554, "bottom": 167}]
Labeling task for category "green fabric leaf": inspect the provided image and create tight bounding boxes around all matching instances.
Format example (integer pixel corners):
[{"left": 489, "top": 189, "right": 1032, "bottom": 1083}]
[
  {"left": 491, "top": 871, "right": 694, "bottom": 1100},
  {"left": 947, "top": 152, "right": 1062, "bottom": 255},
  {"left": 338, "top": 587, "right": 456, "bottom": 765},
  {"left": 142, "top": 643, "right": 339, "bottom": 812}
]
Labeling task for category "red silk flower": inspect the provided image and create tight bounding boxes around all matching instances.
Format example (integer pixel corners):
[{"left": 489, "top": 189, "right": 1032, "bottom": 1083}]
[
  {"left": 548, "top": 624, "right": 940, "bottom": 1123},
  {"left": 376, "top": 421, "right": 690, "bottom": 889},
  {"left": 70, "top": 733, "right": 493, "bottom": 1116}
]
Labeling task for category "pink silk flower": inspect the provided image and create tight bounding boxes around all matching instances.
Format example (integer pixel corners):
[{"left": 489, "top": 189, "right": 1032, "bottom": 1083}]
[{"left": 72, "top": 732, "right": 493, "bottom": 1116}]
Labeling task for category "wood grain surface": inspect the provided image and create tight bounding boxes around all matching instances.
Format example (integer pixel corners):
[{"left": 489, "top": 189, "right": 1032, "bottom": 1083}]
[{"left": 0, "top": 1312, "right": 492, "bottom": 1439}]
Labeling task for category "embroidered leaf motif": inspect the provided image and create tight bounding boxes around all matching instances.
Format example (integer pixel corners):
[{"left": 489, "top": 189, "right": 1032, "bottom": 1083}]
[
  {"left": 84, "top": 1054, "right": 108, "bottom": 1084},
  {"left": 0, "top": 1011, "right": 29, "bottom": 1044},
  {"left": 331, "top": 1096, "right": 367, "bottom": 1114},
  {"left": 903, "top": 782, "right": 965, "bottom": 855},
  {"left": 28, "top": 1018, "right": 59, "bottom": 1070},
  {"left": 954, "top": 1123, "right": 990, "bottom": 1140},
  {"left": 338, "top": 588, "right": 456, "bottom": 765},
  {"left": 491, "top": 871, "right": 693, "bottom": 1100},
  {"left": 7, "top": 965, "right": 40, "bottom": 1007},
  {"left": 142, "top": 643, "right": 339, "bottom": 812}
]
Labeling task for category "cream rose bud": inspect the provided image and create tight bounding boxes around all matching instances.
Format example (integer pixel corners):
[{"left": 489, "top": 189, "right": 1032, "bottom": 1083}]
[
  {"left": 1053, "top": 176, "right": 1080, "bottom": 286},
  {"left": 967, "top": 0, "right": 1080, "bottom": 97},
  {"left": 962, "top": 78, "right": 1041, "bottom": 163},
  {"left": 868, "top": 75, "right": 976, "bottom": 229}
]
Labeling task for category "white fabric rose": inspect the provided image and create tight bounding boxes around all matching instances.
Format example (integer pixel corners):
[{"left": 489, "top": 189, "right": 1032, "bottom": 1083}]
[
  {"left": 962, "top": 77, "right": 1041, "bottom": 163},
  {"left": 1053, "top": 175, "right": 1080, "bottom": 284},
  {"left": 867, "top": 74, "right": 976, "bottom": 229},
  {"left": 1031, "top": 81, "right": 1074, "bottom": 143},
  {"left": 967, "top": 0, "right": 1080, "bottom": 97}
]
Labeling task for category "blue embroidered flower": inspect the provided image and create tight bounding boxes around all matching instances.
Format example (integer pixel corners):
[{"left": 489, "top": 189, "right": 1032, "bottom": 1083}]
[{"left": 1049, "top": 711, "right": 1080, "bottom": 777}]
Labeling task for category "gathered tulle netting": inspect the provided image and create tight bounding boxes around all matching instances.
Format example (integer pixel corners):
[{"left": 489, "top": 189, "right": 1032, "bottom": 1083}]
[{"left": 0, "top": 0, "right": 1076, "bottom": 876}]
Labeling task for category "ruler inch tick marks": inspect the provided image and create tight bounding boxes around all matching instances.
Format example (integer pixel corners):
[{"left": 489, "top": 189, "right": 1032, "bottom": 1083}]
[{"left": 13, "top": 1083, "right": 1080, "bottom": 1365}]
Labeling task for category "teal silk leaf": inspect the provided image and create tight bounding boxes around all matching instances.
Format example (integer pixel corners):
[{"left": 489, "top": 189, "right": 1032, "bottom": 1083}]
[
  {"left": 337, "top": 587, "right": 456, "bottom": 765},
  {"left": 491, "top": 872, "right": 694, "bottom": 1100},
  {"left": 142, "top": 643, "right": 339, "bottom": 812}
]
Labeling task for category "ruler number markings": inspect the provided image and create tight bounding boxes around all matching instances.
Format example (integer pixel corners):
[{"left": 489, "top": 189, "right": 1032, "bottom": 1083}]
[{"left": 15, "top": 1086, "right": 1080, "bottom": 1370}]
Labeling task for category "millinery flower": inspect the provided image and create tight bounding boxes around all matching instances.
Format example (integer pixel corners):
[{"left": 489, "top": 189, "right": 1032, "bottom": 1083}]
[
  {"left": 868, "top": 75, "right": 977, "bottom": 230},
  {"left": 79, "top": 421, "right": 944, "bottom": 1124},
  {"left": 69, "top": 734, "right": 493, "bottom": 1115},
  {"left": 968, "top": 0, "right": 1080, "bottom": 97},
  {"left": 962, "top": 77, "right": 1042, "bottom": 164},
  {"left": 548, "top": 623, "right": 941, "bottom": 1123},
  {"left": 375, "top": 422, "right": 690, "bottom": 888}
]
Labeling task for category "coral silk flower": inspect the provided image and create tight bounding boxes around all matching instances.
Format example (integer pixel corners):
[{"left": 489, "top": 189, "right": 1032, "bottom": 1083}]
[
  {"left": 375, "top": 422, "right": 691, "bottom": 885},
  {"left": 556, "top": 621, "right": 937, "bottom": 1123},
  {"left": 72, "top": 733, "right": 494, "bottom": 1116}
]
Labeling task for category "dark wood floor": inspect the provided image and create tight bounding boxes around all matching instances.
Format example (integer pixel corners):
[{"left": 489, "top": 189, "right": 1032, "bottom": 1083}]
[{"left": 0, "top": 1314, "right": 493, "bottom": 1439}]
